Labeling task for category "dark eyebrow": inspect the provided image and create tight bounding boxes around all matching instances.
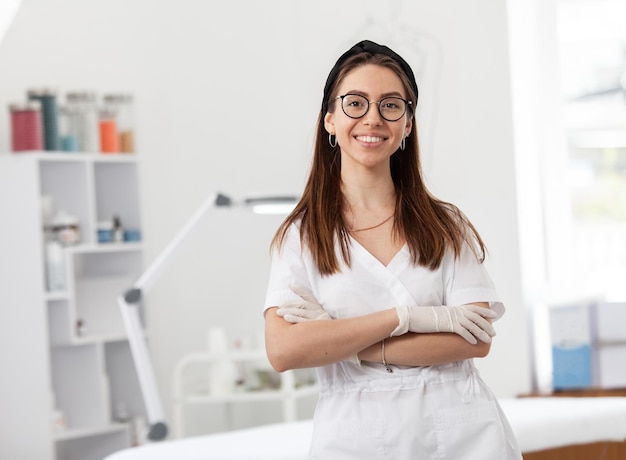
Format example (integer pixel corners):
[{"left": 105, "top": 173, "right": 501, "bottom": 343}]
[
  {"left": 344, "top": 90, "right": 405, "bottom": 99},
  {"left": 381, "top": 91, "right": 404, "bottom": 99}
]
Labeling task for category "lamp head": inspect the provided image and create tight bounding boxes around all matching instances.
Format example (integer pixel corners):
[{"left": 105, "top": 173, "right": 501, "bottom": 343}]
[
  {"left": 244, "top": 196, "right": 298, "bottom": 215},
  {"left": 214, "top": 193, "right": 297, "bottom": 214}
]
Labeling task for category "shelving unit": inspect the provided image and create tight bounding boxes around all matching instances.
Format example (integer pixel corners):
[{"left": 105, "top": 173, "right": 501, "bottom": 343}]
[
  {"left": 0, "top": 152, "right": 146, "bottom": 460},
  {"left": 172, "top": 348, "right": 318, "bottom": 438}
]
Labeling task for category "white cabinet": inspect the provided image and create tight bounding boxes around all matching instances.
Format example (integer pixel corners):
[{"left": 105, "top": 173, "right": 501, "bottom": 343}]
[{"left": 0, "top": 152, "right": 146, "bottom": 460}]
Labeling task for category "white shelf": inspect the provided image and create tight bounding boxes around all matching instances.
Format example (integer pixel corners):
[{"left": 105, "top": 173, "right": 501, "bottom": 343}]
[
  {"left": 5, "top": 151, "right": 138, "bottom": 163},
  {"left": 0, "top": 152, "right": 145, "bottom": 459},
  {"left": 66, "top": 242, "right": 144, "bottom": 254}
]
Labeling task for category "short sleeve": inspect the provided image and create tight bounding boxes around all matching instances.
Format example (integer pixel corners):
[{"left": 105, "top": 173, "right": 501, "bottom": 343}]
[
  {"left": 443, "top": 243, "right": 505, "bottom": 320},
  {"left": 263, "top": 224, "right": 313, "bottom": 315}
]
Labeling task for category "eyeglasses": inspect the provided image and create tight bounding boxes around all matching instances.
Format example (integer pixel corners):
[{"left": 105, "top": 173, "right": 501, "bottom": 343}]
[{"left": 335, "top": 94, "right": 412, "bottom": 122}]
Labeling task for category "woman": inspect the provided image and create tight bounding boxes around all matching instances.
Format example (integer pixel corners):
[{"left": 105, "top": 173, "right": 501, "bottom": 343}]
[{"left": 264, "top": 40, "right": 522, "bottom": 459}]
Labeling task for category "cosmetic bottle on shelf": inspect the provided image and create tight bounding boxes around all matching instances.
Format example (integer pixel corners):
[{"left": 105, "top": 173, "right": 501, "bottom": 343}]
[
  {"left": 45, "top": 237, "right": 66, "bottom": 292},
  {"left": 9, "top": 101, "right": 43, "bottom": 152},
  {"left": 28, "top": 88, "right": 59, "bottom": 151}
]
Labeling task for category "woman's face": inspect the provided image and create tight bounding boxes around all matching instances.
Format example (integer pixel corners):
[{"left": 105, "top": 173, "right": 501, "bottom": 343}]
[{"left": 324, "top": 64, "right": 412, "bottom": 172}]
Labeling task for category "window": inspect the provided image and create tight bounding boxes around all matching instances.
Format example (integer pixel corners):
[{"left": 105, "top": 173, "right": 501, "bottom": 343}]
[
  {"left": 557, "top": 0, "right": 626, "bottom": 298},
  {"left": 509, "top": 0, "right": 626, "bottom": 392}
]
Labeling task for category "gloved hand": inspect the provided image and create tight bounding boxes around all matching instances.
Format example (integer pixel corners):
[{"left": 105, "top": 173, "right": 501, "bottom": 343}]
[
  {"left": 276, "top": 292, "right": 331, "bottom": 323},
  {"left": 391, "top": 304, "right": 497, "bottom": 345},
  {"left": 276, "top": 291, "right": 361, "bottom": 366}
]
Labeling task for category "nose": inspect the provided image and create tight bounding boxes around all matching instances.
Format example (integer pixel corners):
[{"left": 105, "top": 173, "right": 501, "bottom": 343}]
[{"left": 362, "top": 102, "right": 383, "bottom": 125}]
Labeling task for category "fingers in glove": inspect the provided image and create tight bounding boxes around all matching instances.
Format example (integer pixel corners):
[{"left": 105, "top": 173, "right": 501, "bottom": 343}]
[
  {"left": 280, "top": 299, "right": 319, "bottom": 312},
  {"left": 454, "top": 327, "right": 479, "bottom": 345},
  {"left": 465, "top": 314, "right": 496, "bottom": 337},
  {"left": 461, "top": 304, "right": 498, "bottom": 319},
  {"left": 276, "top": 306, "right": 315, "bottom": 320},
  {"left": 463, "top": 312, "right": 496, "bottom": 337},
  {"left": 280, "top": 299, "right": 313, "bottom": 310},
  {"left": 281, "top": 313, "right": 310, "bottom": 324},
  {"left": 464, "top": 321, "right": 493, "bottom": 344},
  {"left": 456, "top": 314, "right": 496, "bottom": 343}
]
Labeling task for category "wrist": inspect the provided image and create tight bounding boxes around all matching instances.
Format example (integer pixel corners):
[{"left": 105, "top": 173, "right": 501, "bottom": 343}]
[
  {"left": 355, "top": 342, "right": 382, "bottom": 362},
  {"left": 381, "top": 339, "right": 392, "bottom": 373}
]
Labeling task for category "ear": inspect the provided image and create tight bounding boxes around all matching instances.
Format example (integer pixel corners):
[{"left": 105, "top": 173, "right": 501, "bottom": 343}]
[
  {"left": 324, "top": 112, "right": 335, "bottom": 135},
  {"left": 405, "top": 116, "right": 413, "bottom": 137}
]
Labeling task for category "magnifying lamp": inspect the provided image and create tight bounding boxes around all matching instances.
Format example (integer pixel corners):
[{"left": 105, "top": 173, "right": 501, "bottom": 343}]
[{"left": 118, "top": 192, "right": 297, "bottom": 441}]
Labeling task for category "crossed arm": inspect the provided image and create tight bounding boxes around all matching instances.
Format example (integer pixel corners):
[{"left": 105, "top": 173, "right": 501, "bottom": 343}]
[{"left": 264, "top": 302, "right": 492, "bottom": 373}]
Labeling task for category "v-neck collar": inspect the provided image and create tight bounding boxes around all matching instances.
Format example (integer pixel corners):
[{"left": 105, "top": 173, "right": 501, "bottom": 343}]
[
  {"left": 348, "top": 235, "right": 409, "bottom": 270},
  {"left": 346, "top": 236, "right": 417, "bottom": 307}
]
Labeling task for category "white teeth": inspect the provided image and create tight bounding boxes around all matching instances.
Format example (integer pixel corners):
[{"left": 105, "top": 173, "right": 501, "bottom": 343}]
[{"left": 357, "top": 136, "right": 384, "bottom": 143}]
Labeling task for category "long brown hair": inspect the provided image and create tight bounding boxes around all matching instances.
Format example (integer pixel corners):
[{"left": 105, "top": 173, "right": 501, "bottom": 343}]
[{"left": 272, "top": 52, "right": 486, "bottom": 275}]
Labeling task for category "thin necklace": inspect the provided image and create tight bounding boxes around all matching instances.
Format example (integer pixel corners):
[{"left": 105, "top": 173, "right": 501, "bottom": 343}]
[{"left": 349, "top": 213, "right": 395, "bottom": 232}]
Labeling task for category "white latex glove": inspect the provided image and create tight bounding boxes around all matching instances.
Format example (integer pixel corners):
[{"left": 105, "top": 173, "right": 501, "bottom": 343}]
[
  {"left": 276, "top": 291, "right": 360, "bottom": 366},
  {"left": 276, "top": 292, "right": 331, "bottom": 323},
  {"left": 391, "top": 304, "right": 497, "bottom": 345}
]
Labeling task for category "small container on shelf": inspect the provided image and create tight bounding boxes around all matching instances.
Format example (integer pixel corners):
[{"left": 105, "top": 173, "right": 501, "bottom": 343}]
[
  {"left": 51, "top": 210, "right": 80, "bottom": 246},
  {"left": 112, "top": 215, "right": 124, "bottom": 242},
  {"left": 51, "top": 408, "right": 67, "bottom": 433},
  {"left": 9, "top": 101, "right": 43, "bottom": 152},
  {"left": 97, "top": 221, "right": 113, "bottom": 243},
  {"left": 123, "top": 229, "right": 141, "bottom": 242},
  {"left": 45, "top": 237, "right": 66, "bottom": 292},
  {"left": 67, "top": 91, "right": 100, "bottom": 153},
  {"left": 99, "top": 93, "right": 135, "bottom": 153},
  {"left": 58, "top": 105, "right": 79, "bottom": 152},
  {"left": 98, "top": 216, "right": 140, "bottom": 243},
  {"left": 99, "top": 96, "right": 119, "bottom": 153},
  {"left": 115, "top": 93, "right": 135, "bottom": 153},
  {"left": 27, "top": 88, "right": 60, "bottom": 151}
]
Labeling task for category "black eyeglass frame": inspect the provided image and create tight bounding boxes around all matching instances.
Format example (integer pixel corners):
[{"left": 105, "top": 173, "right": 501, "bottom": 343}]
[{"left": 334, "top": 93, "right": 413, "bottom": 122}]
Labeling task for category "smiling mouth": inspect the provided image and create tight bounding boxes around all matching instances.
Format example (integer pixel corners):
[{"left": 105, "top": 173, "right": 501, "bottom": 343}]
[{"left": 355, "top": 135, "right": 386, "bottom": 143}]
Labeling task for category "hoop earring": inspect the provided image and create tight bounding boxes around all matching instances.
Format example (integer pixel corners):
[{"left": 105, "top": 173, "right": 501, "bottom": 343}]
[
  {"left": 400, "top": 137, "right": 406, "bottom": 151},
  {"left": 328, "top": 133, "right": 337, "bottom": 148}
]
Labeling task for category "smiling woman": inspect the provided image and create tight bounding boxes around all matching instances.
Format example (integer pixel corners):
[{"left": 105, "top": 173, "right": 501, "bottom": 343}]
[{"left": 263, "top": 40, "right": 523, "bottom": 459}]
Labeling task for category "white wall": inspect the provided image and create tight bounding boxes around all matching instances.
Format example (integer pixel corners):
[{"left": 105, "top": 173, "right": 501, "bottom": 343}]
[{"left": 0, "top": 0, "right": 531, "bottom": 434}]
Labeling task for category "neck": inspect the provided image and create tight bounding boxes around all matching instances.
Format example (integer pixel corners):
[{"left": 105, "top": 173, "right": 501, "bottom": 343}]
[
  {"left": 341, "top": 176, "right": 396, "bottom": 235},
  {"left": 340, "top": 175, "right": 395, "bottom": 210}
]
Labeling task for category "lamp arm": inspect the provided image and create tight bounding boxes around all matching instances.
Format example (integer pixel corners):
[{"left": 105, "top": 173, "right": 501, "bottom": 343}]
[
  {"left": 118, "top": 295, "right": 168, "bottom": 440},
  {"left": 120, "top": 192, "right": 230, "bottom": 441},
  {"left": 133, "top": 192, "right": 229, "bottom": 293}
]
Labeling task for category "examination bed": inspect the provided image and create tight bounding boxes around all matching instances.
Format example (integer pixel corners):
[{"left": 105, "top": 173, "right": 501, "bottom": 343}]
[{"left": 105, "top": 397, "right": 626, "bottom": 460}]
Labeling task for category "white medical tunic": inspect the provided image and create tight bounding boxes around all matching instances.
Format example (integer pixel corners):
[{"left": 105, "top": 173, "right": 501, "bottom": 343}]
[{"left": 264, "top": 224, "right": 522, "bottom": 459}]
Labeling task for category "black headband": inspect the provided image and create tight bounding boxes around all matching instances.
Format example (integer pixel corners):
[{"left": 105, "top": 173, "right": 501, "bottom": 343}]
[{"left": 321, "top": 40, "right": 419, "bottom": 114}]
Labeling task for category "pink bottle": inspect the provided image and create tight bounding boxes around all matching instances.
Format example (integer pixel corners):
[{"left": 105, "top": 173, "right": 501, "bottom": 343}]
[{"left": 10, "top": 101, "right": 44, "bottom": 152}]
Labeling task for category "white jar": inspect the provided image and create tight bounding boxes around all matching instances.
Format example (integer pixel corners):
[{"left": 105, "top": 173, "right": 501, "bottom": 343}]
[
  {"left": 52, "top": 210, "right": 80, "bottom": 245},
  {"left": 46, "top": 240, "right": 66, "bottom": 291}
]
